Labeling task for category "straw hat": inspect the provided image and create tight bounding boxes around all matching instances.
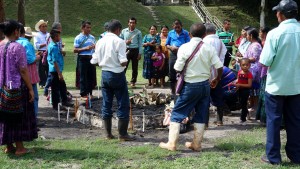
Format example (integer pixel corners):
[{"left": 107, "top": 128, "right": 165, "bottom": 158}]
[
  {"left": 24, "top": 27, "right": 34, "bottom": 37},
  {"left": 35, "top": 19, "right": 48, "bottom": 32}
]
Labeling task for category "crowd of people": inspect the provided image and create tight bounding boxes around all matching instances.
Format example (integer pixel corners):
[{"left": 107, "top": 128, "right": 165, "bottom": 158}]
[{"left": 0, "top": 0, "right": 299, "bottom": 165}]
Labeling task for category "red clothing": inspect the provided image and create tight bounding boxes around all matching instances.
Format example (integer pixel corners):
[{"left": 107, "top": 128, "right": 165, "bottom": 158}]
[
  {"left": 237, "top": 70, "right": 253, "bottom": 85},
  {"left": 235, "top": 35, "right": 243, "bottom": 47}
]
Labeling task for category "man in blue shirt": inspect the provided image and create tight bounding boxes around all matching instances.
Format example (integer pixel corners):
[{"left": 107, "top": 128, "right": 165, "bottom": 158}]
[
  {"left": 48, "top": 29, "right": 73, "bottom": 110},
  {"left": 120, "top": 17, "right": 143, "bottom": 87},
  {"left": 74, "top": 21, "right": 96, "bottom": 98},
  {"left": 166, "top": 19, "right": 190, "bottom": 95},
  {"left": 259, "top": 0, "right": 300, "bottom": 165}
]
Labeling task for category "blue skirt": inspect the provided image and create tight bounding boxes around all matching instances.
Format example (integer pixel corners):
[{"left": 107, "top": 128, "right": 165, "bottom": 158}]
[{"left": 143, "top": 51, "right": 154, "bottom": 79}]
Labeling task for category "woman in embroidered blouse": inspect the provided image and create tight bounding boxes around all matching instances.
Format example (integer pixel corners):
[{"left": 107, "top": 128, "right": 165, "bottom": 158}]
[
  {"left": 243, "top": 28, "right": 262, "bottom": 114},
  {"left": 0, "top": 20, "right": 37, "bottom": 156},
  {"left": 160, "top": 25, "right": 169, "bottom": 84},
  {"left": 142, "top": 25, "right": 160, "bottom": 87}
]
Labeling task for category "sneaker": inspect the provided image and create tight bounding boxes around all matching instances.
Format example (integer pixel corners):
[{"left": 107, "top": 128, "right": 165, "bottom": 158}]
[{"left": 130, "top": 83, "right": 136, "bottom": 87}]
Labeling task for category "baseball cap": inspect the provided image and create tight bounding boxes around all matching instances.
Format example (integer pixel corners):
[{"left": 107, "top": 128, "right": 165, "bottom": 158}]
[{"left": 272, "top": 0, "right": 298, "bottom": 13}]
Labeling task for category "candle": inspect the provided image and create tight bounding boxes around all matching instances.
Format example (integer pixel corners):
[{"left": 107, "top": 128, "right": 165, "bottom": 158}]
[
  {"left": 67, "top": 107, "right": 70, "bottom": 123},
  {"left": 9, "top": 81, "right": 12, "bottom": 89},
  {"left": 142, "top": 111, "right": 145, "bottom": 132},
  {"left": 98, "top": 86, "right": 100, "bottom": 99},
  {"left": 58, "top": 103, "right": 62, "bottom": 121}
]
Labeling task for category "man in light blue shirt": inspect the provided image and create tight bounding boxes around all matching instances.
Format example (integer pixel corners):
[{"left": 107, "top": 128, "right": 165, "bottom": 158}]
[
  {"left": 259, "top": 0, "right": 300, "bottom": 165},
  {"left": 165, "top": 19, "right": 190, "bottom": 95},
  {"left": 120, "top": 17, "right": 143, "bottom": 87},
  {"left": 74, "top": 21, "right": 97, "bottom": 98}
]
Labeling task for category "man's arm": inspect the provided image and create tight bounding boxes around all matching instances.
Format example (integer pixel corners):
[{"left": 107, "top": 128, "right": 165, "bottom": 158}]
[
  {"left": 119, "top": 40, "right": 128, "bottom": 66},
  {"left": 137, "top": 31, "right": 143, "bottom": 60}
]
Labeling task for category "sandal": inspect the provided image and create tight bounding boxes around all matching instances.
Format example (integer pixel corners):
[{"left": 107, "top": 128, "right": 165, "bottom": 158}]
[
  {"left": 4, "top": 147, "right": 16, "bottom": 154},
  {"left": 15, "top": 148, "right": 35, "bottom": 156}
]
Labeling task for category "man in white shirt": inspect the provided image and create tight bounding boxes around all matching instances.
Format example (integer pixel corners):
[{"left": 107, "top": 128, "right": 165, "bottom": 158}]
[
  {"left": 34, "top": 19, "right": 50, "bottom": 88},
  {"left": 159, "top": 23, "right": 223, "bottom": 151},
  {"left": 203, "top": 23, "right": 226, "bottom": 126},
  {"left": 91, "top": 19, "right": 135, "bottom": 142}
]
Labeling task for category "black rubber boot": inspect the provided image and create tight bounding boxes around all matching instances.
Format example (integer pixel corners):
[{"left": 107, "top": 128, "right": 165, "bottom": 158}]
[
  {"left": 103, "top": 118, "right": 115, "bottom": 139},
  {"left": 118, "top": 119, "right": 135, "bottom": 141},
  {"left": 216, "top": 107, "right": 223, "bottom": 126}
]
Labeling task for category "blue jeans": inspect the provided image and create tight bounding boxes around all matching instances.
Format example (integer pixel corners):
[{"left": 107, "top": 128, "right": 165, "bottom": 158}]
[
  {"left": 32, "top": 84, "right": 39, "bottom": 117},
  {"left": 101, "top": 71, "right": 130, "bottom": 120},
  {"left": 265, "top": 92, "right": 300, "bottom": 164},
  {"left": 171, "top": 80, "right": 210, "bottom": 123},
  {"left": 44, "top": 72, "right": 53, "bottom": 96}
]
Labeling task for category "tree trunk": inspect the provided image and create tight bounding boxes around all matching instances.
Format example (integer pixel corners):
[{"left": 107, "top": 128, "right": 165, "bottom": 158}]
[
  {"left": 54, "top": 0, "right": 59, "bottom": 22},
  {"left": 18, "top": 0, "right": 25, "bottom": 25},
  {"left": 0, "top": 0, "right": 5, "bottom": 22},
  {"left": 260, "top": 0, "right": 266, "bottom": 28}
]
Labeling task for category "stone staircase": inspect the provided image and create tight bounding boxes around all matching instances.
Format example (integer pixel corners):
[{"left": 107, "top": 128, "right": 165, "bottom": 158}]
[{"left": 190, "top": 0, "right": 223, "bottom": 29}]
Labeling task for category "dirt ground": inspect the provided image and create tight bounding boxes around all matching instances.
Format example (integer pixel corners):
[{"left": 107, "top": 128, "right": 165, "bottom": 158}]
[{"left": 38, "top": 89, "right": 261, "bottom": 156}]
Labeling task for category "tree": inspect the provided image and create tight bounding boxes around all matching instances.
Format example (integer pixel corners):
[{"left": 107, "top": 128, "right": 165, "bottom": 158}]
[
  {"left": 17, "top": 0, "right": 25, "bottom": 25},
  {"left": 54, "top": 0, "right": 59, "bottom": 22},
  {"left": 0, "top": 0, "right": 5, "bottom": 22},
  {"left": 260, "top": 0, "right": 267, "bottom": 28}
]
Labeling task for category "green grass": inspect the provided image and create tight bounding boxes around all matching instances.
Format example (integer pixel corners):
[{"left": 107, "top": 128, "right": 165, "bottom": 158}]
[{"left": 1, "top": 128, "right": 299, "bottom": 168}]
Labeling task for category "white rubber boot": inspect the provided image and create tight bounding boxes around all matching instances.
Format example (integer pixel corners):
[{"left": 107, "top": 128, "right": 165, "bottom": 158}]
[
  {"left": 159, "top": 122, "right": 180, "bottom": 151},
  {"left": 185, "top": 123, "right": 205, "bottom": 151}
]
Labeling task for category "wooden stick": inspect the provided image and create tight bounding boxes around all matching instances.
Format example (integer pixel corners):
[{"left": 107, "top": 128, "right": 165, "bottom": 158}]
[{"left": 129, "top": 101, "right": 133, "bottom": 130}]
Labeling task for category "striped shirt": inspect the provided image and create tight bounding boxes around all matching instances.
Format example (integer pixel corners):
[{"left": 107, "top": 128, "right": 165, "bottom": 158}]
[{"left": 216, "top": 29, "right": 234, "bottom": 50}]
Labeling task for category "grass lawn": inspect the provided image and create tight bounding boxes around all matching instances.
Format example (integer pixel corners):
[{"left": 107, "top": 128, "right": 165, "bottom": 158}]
[{"left": 0, "top": 128, "right": 299, "bottom": 168}]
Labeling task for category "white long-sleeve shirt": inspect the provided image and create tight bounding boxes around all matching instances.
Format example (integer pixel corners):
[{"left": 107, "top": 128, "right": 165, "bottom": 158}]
[
  {"left": 34, "top": 31, "right": 49, "bottom": 51},
  {"left": 90, "top": 33, "right": 128, "bottom": 73},
  {"left": 174, "top": 37, "right": 223, "bottom": 83}
]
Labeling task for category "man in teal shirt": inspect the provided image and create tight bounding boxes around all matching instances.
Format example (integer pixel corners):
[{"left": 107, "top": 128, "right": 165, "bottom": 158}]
[
  {"left": 259, "top": 0, "right": 300, "bottom": 165},
  {"left": 217, "top": 19, "right": 234, "bottom": 67},
  {"left": 120, "top": 17, "right": 143, "bottom": 87}
]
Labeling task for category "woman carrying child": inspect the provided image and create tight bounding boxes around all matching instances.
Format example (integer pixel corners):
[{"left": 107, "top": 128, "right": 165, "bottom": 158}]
[
  {"left": 142, "top": 25, "right": 160, "bottom": 87},
  {"left": 151, "top": 45, "right": 165, "bottom": 88}
]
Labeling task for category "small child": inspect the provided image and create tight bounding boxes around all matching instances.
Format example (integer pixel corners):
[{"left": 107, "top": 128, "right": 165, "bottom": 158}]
[
  {"left": 233, "top": 58, "right": 252, "bottom": 125},
  {"left": 151, "top": 45, "right": 165, "bottom": 88},
  {"left": 47, "top": 29, "right": 73, "bottom": 110}
]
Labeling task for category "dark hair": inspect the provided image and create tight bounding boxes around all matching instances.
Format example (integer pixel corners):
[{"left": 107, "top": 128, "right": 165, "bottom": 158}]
[
  {"left": 173, "top": 19, "right": 182, "bottom": 26},
  {"left": 240, "top": 58, "right": 250, "bottom": 65},
  {"left": 104, "top": 22, "right": 109, "bottom": 31},
  {"left": 161, "top": 25, "right": 169, "bottom": 30},
  {"left": 108, "top": 19, "right": 122, "bottom": 32},
  {"left": 81, "top": 20, "right": 91, "bottom": 28},
  {"left": 19, "top": 23, "right": 25, "bottom": 35},
  {"left": 50, "top": 29, "right": 60, "bottom": 39},
  {"left": 260, "top": 27, "right": 270, "bottom": 34},
  {"left": 128, "top": 17, "right": 137, "bottom": 23},
  {"left": 247, "top": 28, "right": 259, "bottom": 40},
  {"left": 243, "top": 25, "right": 251, "bottom": 31},
  {"left": 282, "top": 10, "right": 298, "bottom": 19},
  {"left": 0, "top": 20, "right": 21, "bottom": 36},
  {"left": 149, "top": 25, "right": 157, "bottom": 30},
  {"left": 223, "top": 19, "right": 230, "bottom": 24},
  {"left": 190, "top": 23, "right": 206, "bottom": 38},
  {"left": 155, "top": 44, "right": 162, "bottom": 51}
]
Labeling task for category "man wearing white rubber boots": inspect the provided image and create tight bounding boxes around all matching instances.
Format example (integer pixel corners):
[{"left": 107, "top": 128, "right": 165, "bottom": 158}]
[{"left": 159, "top": 23, "right": 223, "bottom": 151}]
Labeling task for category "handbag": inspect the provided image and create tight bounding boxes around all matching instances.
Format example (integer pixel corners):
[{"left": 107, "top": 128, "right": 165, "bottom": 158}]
[
  {"left": 175, "top": 41, "right": 204, "bottom": 94},
  {"left": 0, "top": 42, "right": 23, "bottom": 115}
]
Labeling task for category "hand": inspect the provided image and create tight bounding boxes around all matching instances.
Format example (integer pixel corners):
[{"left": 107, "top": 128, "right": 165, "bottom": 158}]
[
  {"left": 137, "top": 54, "right": 141, "bottom": 61},
  {"left": 229, "top": 42, "right": 235, "bottom": 46},
  {"left": 236, "top": 52, "right": 242, "bottom": 57},
  {"left": 210, "top": 78, "right": 220, "bottom": 88},
  {"left": 28, "top": 89, "right": 34, "bottom": 103},
  {"left": 126, "top": 39, "right": 132, "bottom": 45},
  {"left": 143, "top": 43, "right": 148, "bottom": 47},
  {"left": 159, "top": 66, "right": 163, "bottom": 71},
  {"left": 58, "top": 73, "right": 64, "bottom": 81},
  {"left": 61, "top": 51, "right": 66, "bottom": 56},
  {"left": 35, "top": 54, "right": 41, "bottom": 61},
  {"left": 170, "top": 46, "right": 178, "bottom": 53}
]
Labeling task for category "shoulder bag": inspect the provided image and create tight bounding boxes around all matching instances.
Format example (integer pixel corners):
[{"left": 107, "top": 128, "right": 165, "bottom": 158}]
[
  {"left": 0, "top": 42, "right": 23, "bottom": 115},
  {"left": 175, "top": 41, "right": 204, "bottom": 94}
]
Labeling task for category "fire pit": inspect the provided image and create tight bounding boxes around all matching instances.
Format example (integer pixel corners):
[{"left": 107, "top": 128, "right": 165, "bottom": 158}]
[{"left": 75, "top": 88, "right": 172, "bottom": 130}]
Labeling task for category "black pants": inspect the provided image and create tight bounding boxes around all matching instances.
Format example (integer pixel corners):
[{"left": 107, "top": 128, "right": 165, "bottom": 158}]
[
  {"left": 223, "top": 48, "right": 233, "bottom": 67},
  {"left": 51, "top": 72, "right": 67, "bottom": 109},
  {"left": 169, "top": 51, "right": 177, "bottom": 94},
  {"left": 38, "top": 51, "right": 49, "bottom": 86},
  {"left": 124, "top": 48, "right": 139, "bottom": 84},
  {"left": 239, "top": 88, "right": 250, "bottom": 122},
  {"left": 79, "top": 56, "right": 96, "bottom": 97}
]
